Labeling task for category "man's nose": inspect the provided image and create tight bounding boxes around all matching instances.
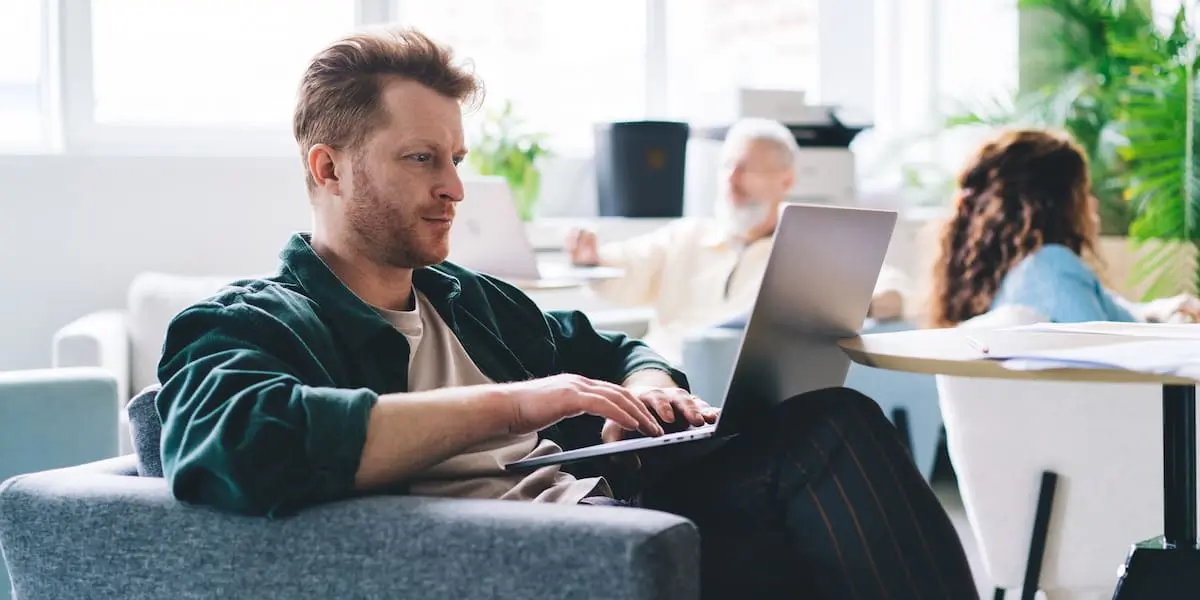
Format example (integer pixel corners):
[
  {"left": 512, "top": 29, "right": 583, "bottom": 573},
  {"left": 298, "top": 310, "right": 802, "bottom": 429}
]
[
  {"left": 438, "top": 165, "right": 465, "bottom": 202},
  {"left": 726, "top": 165, "right": 744, "bottom": 186}
]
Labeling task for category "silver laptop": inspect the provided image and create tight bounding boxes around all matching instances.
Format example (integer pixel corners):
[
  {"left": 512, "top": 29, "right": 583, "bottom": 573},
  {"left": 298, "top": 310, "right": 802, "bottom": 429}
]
[
  {"left": 503, "top": 202, "right": 899, "bottom": 471},
  {"left": 449, "top": 176, "right": 624, "bottom": 282}
]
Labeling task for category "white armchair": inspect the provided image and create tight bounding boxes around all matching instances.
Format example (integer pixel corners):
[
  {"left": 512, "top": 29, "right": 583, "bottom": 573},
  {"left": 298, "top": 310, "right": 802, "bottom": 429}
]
[
  {"left": 940, "top": 306, "right": 1196, "bottom": 599},
  {"left": 51, "top": 272, "right": 249, "bottom": 454}
]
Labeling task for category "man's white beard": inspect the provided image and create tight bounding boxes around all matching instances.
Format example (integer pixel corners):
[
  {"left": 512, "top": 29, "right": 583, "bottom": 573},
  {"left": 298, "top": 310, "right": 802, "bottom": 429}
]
[{"left": 721, "top": 200, "right": 770, "bottom": 238}]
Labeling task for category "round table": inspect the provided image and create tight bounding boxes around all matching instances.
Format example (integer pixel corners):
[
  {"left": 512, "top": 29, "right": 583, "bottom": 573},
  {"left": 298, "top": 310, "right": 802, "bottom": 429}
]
[{"left": 838, "top": 327, "right": 1199, "bottom": 600}]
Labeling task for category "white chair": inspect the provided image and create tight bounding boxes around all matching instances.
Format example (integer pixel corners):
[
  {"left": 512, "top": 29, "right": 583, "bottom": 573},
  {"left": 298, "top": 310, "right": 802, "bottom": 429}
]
[{"left": 939, "top": 306, "right": 1196, "bottom": 600}]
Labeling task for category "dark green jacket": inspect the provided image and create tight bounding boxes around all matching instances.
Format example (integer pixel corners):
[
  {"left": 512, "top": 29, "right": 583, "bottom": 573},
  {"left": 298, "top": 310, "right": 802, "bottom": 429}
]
[{"left": 155, "top": 233, "right": 687, "bottom": 517}]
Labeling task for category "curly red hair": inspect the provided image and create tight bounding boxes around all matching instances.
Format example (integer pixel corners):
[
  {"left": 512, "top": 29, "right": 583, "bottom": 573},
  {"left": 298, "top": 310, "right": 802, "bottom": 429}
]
[{"left": 928, "top": 129, "right": 1100, "bottom": 328}]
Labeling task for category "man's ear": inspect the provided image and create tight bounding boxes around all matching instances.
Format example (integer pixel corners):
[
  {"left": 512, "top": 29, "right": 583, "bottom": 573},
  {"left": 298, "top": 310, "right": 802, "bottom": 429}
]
[
  {"left": 779, "top": 168, "right": 796, "bottom": 195},
  {"left": 308, "top": 144, "right": 343, "bottom": 196}
]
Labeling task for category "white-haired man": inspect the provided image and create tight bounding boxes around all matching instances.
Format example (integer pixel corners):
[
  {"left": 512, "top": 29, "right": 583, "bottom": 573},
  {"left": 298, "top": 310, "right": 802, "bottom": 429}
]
[{"left": 565, "top": 118, "right": 910, "bottom": 364}]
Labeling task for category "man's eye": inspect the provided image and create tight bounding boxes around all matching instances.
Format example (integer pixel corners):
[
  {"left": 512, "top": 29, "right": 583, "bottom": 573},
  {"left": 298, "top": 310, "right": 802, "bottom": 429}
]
[
  {"left": 411, "top": 153, "right": 432, "bottom": 163},
  {"left": 452, "top": 156, "right": 465, "bottom": 167}
]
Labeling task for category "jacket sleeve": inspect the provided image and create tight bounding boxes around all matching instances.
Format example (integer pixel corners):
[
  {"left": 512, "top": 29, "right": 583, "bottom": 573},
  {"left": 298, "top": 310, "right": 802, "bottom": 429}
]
[
  {"left": 543, "top": 309, "right": 690, "bottom": 390},
  {"left": 155, "top": 301, "right": 377, "bottom": 517}
]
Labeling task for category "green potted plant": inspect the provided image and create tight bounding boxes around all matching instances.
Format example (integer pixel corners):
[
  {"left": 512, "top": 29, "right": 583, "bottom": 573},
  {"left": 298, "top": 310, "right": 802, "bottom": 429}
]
[
  {"left": 1111, "top": 3, "right": 1200, "bottom": 299},
  {"left": 934, "top": 0, "right": 1200, "bottom": 299},
  {"left": 467, "top": 99, "right": 550, "bottom": 222},
  {"left": 940, "top": 0, "right": 1157, "bottom": 236}
]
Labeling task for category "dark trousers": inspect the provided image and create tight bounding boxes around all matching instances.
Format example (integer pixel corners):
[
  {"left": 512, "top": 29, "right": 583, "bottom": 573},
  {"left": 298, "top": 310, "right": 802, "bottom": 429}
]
[{"left": 618, "top": 386, "right": 978, "bottom": 600}]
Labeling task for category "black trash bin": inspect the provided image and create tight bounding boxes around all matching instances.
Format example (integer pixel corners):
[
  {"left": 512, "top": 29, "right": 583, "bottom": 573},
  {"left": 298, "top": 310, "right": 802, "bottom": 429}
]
[{"left": 593, "top": 121, "right": 690, "bottom": 218}]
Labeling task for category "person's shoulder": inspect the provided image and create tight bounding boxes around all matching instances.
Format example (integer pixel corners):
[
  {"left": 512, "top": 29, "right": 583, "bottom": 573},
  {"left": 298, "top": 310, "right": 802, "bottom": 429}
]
[
  {"left": 170, "top": 274, "right": 321, "bottom": 334},
  {"left": 1016, "top": 244, "right": 1096, "bottom": 278}
]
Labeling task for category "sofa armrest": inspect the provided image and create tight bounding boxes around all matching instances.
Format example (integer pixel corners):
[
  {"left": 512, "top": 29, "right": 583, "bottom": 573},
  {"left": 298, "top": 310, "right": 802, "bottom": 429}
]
[
  {"left": 0, "top": 458, "right": 700, "bottom": 600},
  {"left": 52, "top": 310, "right": 131, "bottom": 402},
  {"left": 0, "top": 368, "right": 122, "bottom": 481}
]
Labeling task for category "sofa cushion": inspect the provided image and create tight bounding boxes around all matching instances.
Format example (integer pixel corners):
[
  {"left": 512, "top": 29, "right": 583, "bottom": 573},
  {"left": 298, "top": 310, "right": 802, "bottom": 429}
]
[
  {"left": 126, "top": 272, "right": 262, "bottom": 393},
  {"left": 126, "top": 385, "right": 164, "bottom": 477}
]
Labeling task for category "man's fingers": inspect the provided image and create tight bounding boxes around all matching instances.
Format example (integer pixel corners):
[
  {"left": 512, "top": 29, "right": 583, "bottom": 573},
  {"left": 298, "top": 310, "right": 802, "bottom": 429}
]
[
  {"left": 664, "top": 392, "right": 710, "bottom": 426},
  {"left": 647, "top": 396, "right": 675, "bottom": 422},
  {"left": 581, "top": 394, "right": 639, "bottom": 431},
  {"left": 600, "top": 419, "right": 625, "bottom": 444},
  {"left": 614, "top": 390, "right": 664, "bottom": 436},
  {"left": 680, "top": 401, "right": 707, "bottom": 426},
  {"left": 589, "top": 380, "right": 663, "bottom": 435}
]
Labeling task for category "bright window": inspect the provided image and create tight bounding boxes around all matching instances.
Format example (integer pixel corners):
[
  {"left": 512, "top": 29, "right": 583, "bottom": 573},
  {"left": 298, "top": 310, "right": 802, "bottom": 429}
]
[
  {"left": 395, "top": 0, "right": 647, "bottom": 151},
  {"left": 856, "top": 0, "right": 1019, "bottom": 197},
  {"left": 937, "top": 0, "right": 1019, "bottom": 108},
  {"left": 89, "top": 0, "right": 357, "bottom": 127},
  {"left": 0, "top": 0, "right": 47, "bottom": 149},
  {"left": 664, "top": 0, "right": 820, "bottom": 122}
]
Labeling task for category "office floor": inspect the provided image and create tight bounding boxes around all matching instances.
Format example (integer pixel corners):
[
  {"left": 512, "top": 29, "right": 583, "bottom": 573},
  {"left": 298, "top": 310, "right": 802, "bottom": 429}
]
[
  {"left": 934, "top": 479, "right": 992, "bottom": 598},
  {"left": 935, "top": 477, "right": 1058, "bottom": 600}
]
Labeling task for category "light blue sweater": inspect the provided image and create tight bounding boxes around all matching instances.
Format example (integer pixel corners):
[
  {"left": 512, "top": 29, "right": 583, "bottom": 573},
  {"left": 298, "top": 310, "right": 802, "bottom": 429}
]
[{"left": 990, "top": 243, "right": 1137, "bottom": 323}]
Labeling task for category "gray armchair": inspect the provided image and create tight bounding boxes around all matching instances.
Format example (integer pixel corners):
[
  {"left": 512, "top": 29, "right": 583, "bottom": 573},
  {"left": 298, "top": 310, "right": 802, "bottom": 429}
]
[{"left": 0, "top": 387, "right": 700, "bottom": 600}]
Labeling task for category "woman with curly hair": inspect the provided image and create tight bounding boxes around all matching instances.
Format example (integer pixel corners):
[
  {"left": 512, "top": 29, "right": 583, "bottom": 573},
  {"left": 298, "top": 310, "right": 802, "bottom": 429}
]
[{"left": 928, "top": 128, "right": 1200, "bottom": 328}]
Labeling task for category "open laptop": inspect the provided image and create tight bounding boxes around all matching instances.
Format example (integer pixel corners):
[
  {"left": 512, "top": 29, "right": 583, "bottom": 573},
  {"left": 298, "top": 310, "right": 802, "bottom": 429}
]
[
  {"left": 503, "top": 202, "right": 899, "bottom": 471},
  {"left": 449, "top": 176, "right": 624, "bottom": 282}
]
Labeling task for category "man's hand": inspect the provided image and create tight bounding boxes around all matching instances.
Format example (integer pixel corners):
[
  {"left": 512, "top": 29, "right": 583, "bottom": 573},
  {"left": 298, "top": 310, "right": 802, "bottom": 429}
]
[
  {"left": 600, "top": 370, "right": 720, "bottom": 444},
  {"left": 564, "top": 227, "right": 601, "bottom": 266},
  {"left": 501, "top": 373, "right": 664, "bottom": 437}
]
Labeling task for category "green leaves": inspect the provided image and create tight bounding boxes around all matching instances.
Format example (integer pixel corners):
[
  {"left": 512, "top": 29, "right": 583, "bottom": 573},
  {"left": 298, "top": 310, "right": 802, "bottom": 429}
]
[
  {"left": 942, "top": 0, "right": 1161, "bottom": 235},
  {"left": 466, "top": 99, "right": 550, "bottom": 222},
  {"left": 940, "top": 0, "right": 1200, "bottom": 297},
  {"left": 1113, "top": 4, "right": 1200, "bottom": 298}
]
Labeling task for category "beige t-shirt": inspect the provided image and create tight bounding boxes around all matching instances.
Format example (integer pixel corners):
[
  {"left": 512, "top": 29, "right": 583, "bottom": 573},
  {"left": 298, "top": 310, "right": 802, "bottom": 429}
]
[
  {"left": 373, "top": 290, "right": 609, "bottom": 504},
  {"left": 592, "top": 218, "right": 912, "bottom": 364}
]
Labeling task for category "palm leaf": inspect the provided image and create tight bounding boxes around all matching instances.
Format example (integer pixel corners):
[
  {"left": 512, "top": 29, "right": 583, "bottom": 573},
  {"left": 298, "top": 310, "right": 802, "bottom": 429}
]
[{"left": 1116, "top": 6, "right": 1200, "bottom": 298}]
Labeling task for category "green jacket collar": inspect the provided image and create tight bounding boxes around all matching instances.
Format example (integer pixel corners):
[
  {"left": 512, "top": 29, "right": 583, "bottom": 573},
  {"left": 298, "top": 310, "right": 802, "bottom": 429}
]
[{"left": 278, "top": 232, "right": 463, "bottom": 347}]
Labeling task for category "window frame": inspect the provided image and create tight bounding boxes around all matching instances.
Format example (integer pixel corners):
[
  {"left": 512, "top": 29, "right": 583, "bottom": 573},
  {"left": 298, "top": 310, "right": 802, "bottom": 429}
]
[
  {"left": 0, "top": 0, "right": 60, "bottom": 153},
  {"left": 53, "top": 0, "right": 398, "bottom": 156},
  {"left": 21, "top": 0, "right": 884, "bottom": 160}
]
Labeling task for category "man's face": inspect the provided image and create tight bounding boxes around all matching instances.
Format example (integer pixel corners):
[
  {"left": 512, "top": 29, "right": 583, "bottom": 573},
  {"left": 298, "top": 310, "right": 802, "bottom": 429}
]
[
  {"left": 719, "top": 138, "right": 795, "bottom": 208},
  {"left": 335, "top": 78, "right": 467, "bottom": 269}
]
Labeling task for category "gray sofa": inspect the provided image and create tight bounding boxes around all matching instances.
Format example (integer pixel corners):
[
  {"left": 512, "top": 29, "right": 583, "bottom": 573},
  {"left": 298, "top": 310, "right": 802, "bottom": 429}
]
[{"left": 0, "top": 386, "right": 700, "bottom": 600}]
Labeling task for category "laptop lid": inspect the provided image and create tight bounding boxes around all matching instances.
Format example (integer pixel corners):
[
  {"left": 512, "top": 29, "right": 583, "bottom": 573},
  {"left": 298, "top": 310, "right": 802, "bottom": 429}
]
[
  {"left": 713, "top": 202, "right": 898, "bottom": 434},
  {"left": 447, "top": 176, "right": 542, "bottom": 280}
]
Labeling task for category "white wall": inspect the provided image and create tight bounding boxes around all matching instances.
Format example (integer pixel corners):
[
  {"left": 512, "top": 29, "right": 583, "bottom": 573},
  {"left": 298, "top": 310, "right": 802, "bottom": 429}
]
[{"left": 0, "top": 155, "right": 313, "bottom": 371}]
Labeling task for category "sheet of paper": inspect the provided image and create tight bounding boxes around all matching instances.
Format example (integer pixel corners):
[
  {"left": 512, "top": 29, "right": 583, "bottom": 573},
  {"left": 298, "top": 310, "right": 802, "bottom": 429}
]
[
  {"left": 985, "top": 339, "right": 1200, "bottom": 380},
  {"left": 1002, "top": 322, "right": 1200, "bottom": 339}
]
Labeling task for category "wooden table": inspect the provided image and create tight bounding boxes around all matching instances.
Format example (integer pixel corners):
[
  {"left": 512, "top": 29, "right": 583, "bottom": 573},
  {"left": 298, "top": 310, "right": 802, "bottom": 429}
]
[{"left": 839, "top": 327, "right": 1199, "bottom": 600}]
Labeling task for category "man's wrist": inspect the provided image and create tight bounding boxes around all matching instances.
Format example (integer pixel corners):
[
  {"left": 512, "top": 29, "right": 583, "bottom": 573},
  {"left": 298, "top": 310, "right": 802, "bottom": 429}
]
[{"left": 622, "top": 367, "right": 680, "bottom": 389}]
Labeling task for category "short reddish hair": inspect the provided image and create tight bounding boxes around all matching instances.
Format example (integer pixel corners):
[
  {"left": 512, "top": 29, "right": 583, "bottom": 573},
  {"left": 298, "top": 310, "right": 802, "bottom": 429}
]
[{"left": 293, "top": 27, "right": 484, "bottom": 189}]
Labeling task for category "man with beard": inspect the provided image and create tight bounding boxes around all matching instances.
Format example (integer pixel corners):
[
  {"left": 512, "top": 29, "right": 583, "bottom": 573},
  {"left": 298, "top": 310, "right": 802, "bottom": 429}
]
[
  {"left": 565, "top": 118, "right": 911, "bottom": 364},
  {"left": 153, "top": 26, "right": 977, "bottom": 599}
]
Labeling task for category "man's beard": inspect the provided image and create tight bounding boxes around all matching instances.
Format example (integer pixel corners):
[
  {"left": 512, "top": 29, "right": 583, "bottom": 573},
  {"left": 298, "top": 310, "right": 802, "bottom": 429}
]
[
  {"left": 718, "top": 199, "right": 770, "bottom": 238},
  {"left": 346, "top": 169, "right": 438, "bottom": 269}
]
